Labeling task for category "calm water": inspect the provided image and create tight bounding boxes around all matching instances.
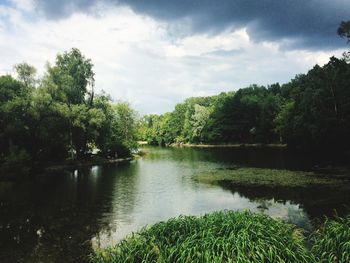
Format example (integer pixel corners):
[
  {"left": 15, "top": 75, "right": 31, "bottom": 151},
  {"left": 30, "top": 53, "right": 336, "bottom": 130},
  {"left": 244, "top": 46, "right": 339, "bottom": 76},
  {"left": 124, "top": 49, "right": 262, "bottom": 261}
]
[{"left": 0, "top": 146, "right": 349, "bottom": 262}]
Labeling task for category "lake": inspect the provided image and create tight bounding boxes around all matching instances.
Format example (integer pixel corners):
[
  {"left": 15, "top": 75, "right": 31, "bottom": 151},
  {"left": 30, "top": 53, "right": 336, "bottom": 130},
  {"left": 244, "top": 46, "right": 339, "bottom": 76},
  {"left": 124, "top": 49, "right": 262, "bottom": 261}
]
[{"left": 0, "top": 146, "right": 349, "bottom": 262}]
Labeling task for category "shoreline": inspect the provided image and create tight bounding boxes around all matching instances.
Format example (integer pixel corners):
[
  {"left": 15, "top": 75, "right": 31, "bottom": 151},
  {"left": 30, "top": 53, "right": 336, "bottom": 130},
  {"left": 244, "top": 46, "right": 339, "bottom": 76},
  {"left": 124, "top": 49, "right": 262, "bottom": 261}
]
[
  {"left": 42, "top": 156, "right": 134, "bottom": 172},
  {"left": 0, "top": 156, "right": 135, "bottom": 181},
  {"left": 169, "top": 143, "right": 287, "bottom": 148}
]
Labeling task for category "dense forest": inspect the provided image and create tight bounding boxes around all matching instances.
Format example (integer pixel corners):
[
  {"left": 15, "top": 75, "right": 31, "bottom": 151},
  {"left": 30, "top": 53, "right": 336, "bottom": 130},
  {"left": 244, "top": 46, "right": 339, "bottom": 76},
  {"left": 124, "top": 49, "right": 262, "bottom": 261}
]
[
  {"left": 0, "top": 49, "right": 138, "bottom": 173},
  {"left": 139, "top": 23, "right": 350, "bottom": 153}
]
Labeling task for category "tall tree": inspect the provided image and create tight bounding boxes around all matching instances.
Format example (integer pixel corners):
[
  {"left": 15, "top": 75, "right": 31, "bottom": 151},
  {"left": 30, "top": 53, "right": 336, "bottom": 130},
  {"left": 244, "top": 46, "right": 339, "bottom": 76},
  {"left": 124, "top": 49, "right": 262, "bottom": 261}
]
[
  {"left": 48, "top": 48, "right": 95, "bottom": 105},
  {"left": 114, "top": 102, "right": 138, "bottom": 149},
  {"left": 191, "top": 104, "right": 210, "bottom": 143},
  {"left": 14, "top": 63, "right": 37, "bottom": 88},
  {"left": 0, "top": 76, "right": 32, "bottom": 168}
]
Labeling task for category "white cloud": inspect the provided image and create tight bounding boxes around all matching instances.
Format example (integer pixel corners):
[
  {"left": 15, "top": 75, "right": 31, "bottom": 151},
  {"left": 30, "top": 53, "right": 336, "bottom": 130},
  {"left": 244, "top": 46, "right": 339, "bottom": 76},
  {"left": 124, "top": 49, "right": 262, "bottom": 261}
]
[
  {"left": 9, "top": 0, "right": 35, "bottom": 12},
  {"left": 0, "top": 3, "right": 344, "bottom": 114},
  {"left": 164, "top": 28, "right": 250, "bottom": 57}
]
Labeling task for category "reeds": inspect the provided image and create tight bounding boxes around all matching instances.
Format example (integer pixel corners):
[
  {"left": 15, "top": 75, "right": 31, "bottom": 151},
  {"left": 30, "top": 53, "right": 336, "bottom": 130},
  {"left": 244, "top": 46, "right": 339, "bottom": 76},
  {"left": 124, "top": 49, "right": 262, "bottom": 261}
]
[
  {"left": 311, "top": 216, "right": 350, "bottom": 262},
  {"left": 91, "top": 210, "right": 317, "bottom": 263},
  {"left": 91, "top": 211, "right": 350, "bottom": 262}
]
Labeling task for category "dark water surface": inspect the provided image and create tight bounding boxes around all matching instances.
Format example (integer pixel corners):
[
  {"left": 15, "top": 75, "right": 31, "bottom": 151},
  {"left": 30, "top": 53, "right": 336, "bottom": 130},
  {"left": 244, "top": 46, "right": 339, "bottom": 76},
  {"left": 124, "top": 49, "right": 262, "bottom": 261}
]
[{"left": 0, "top": 146, "right": 349, "bottom": 262}]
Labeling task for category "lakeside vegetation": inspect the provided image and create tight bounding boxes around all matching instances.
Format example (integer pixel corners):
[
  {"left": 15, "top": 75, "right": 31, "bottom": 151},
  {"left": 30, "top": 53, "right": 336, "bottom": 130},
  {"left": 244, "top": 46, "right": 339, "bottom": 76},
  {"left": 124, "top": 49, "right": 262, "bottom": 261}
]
[
  {"left": 310, "top": 215, "right": 350, "bottom": 262},
  {"left": 138, "top": 23, "right": 350, "bottom": 154},
  {"left": 138, "top": 53, "right": 350, "bottom": 152},
  {"left": 91, "top": 210, "right": 350, "bottom": 263},
  {"left": 1, "top": 22, "right": 350, "bottom": 174},
  {"left": 0, "top": 49, "right": 138, "bottom": 176},
  {"left": 194, "top": 167, "right": 349, "bottom": 189}
]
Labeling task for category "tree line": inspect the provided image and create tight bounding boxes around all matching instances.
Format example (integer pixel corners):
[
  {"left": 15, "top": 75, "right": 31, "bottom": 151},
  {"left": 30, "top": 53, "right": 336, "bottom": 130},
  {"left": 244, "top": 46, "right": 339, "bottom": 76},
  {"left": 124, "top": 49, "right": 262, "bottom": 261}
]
[
  {"left": 138, "top": 22, "right": 350, "bottom": 152},
  {"left": 1, "top": 22, "right": 350, "bottom": 172},
  {"left": 0, "top": 48, "right": 138, "bottom": 172}
]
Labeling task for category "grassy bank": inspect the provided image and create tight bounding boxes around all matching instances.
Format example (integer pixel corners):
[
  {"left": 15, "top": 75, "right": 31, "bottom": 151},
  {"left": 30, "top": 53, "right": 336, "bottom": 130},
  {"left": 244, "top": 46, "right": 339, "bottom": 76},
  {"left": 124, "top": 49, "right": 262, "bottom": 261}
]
[
  {"left": 193, "top": 167, "right": 349, "bottom": 189},
  {"left": 90, "top": 211, "right": 350, "bottom": 263}
]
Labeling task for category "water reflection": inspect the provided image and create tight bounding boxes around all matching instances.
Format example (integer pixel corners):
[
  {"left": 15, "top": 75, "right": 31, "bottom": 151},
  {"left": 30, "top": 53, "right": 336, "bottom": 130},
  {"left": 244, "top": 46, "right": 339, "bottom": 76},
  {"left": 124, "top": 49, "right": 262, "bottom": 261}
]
[
  {"left": 220, "top": 183, "right": 350, "bottom": 220},
  {"left": 0, "top": 165, "right": 124, "bottom": 263},
  {"left": 92, "top": 180, "right": 313, "bottom": 249},
  {"left": 0, "top": 146, "right": 349, "bottom": 262}
]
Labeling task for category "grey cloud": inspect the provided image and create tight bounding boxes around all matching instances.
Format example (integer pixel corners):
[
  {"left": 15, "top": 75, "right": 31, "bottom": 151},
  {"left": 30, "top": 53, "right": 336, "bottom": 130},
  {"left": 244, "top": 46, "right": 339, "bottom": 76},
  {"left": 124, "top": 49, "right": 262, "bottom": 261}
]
[
  {"left": 32, "top": 0, "right": 350, "bottom": 50},
  {"left": 205, "top": 49, "right": 244, "bottom": 57}
]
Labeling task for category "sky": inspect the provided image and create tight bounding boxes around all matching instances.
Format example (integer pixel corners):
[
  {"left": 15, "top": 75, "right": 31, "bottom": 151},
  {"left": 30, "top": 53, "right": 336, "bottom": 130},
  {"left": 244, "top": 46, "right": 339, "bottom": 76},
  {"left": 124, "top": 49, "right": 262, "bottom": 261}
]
[{"left": 0, "top": 0, "right": 349, "bottom": 114}]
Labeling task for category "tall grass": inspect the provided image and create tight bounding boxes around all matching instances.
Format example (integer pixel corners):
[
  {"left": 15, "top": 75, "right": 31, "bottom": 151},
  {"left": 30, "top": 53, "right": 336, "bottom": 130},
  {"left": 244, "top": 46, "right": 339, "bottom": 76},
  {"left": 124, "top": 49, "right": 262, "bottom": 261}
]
[
  {"left": 91, "top": 211, "right": 315, "bottom": 263},
  {"left": 311, "top": 216, "right": 350, "bottom": 262},
  {"left": 91, "top": 211, "right": 350, "bottom": 263}
]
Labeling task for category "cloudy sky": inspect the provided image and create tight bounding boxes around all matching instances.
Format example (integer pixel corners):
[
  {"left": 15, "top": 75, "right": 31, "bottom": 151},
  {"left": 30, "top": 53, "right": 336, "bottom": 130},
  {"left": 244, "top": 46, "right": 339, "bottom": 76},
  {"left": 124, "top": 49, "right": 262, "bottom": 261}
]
[{"left": 0, "top": 0, "right": 349, "bottom": 113}]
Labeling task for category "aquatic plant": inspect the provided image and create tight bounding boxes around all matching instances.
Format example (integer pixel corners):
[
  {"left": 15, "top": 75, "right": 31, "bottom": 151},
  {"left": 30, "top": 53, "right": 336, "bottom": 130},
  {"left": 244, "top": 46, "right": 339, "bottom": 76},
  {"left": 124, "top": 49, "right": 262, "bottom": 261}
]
[
  {"left": 91, "top": 210, "right": 315, "bottom": 263},
  {"left": 194, "top": 167, "right": 344, "bottom": 188}
]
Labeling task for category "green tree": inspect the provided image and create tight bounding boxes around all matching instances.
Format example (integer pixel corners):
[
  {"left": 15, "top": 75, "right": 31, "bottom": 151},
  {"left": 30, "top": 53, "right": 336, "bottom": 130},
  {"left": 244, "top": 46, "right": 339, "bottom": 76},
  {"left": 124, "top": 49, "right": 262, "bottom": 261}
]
[
  {"left": 191, "top": 104, "right": 210, "bottom": 143},
  {"left": 114, "top": 102, "right": 138, "bottom": 150},
  {"left": 47, "top": 48, "right": 95, "bottom": 105},
  {"left": 1, "top": 48, "right": 139, "bottom": 174},
  {"left": 0, "top": 76, "right": 32, "bottom": 170},
  {"left": 44, "top": 48, "right": 97, "bottom": 158},
  {"left": 14, "top": 63, "right": 37, "bottom": 88},
  {"left": 274, "top": 100, "right": 295, "bottom": 143},
  {"left": 0, "top": 76, "right": 32, "bottom": 153}
]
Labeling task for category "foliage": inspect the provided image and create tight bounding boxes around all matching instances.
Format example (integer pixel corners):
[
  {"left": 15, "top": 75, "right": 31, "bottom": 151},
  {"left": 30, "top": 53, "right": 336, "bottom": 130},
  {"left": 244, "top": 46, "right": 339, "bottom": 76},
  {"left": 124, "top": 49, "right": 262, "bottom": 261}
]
[
  {"left": 274, "top": 100, "right": 295, "bottom": 143},
  {"left": 0, "top": 48, "right": 138, "bottom": 172},
  {"left": 91, "top": 211, "right": 350, "bottom": 263},
  {"left": 0, "top": 75, "right": 32, "bottom": 159},
  {"left": 113, "top": 102, "right": 138, "bottom": 150},
  {"left": 48, "top": 48, "right": 95, "bottom": 105},
  {"left": 310, "top": 215, "right": 350, "bottom": 262},
  {"left": 0, "top": 145, "right": 31, "bottom": 174},
  {"left": 14, "top": 63, "right": 37, "bottom": 88},
  {"left": 281, "top": 58, "right": 350, "bottom": 150},
  {"left": 191, "top": 104, "right": 211, "bottom": 143},
  {"left": 91, "top": 211, "right": 314, "bottom": 263},
  {"left": 139, "top": 38, "right": 350, "bottom": 153}
]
